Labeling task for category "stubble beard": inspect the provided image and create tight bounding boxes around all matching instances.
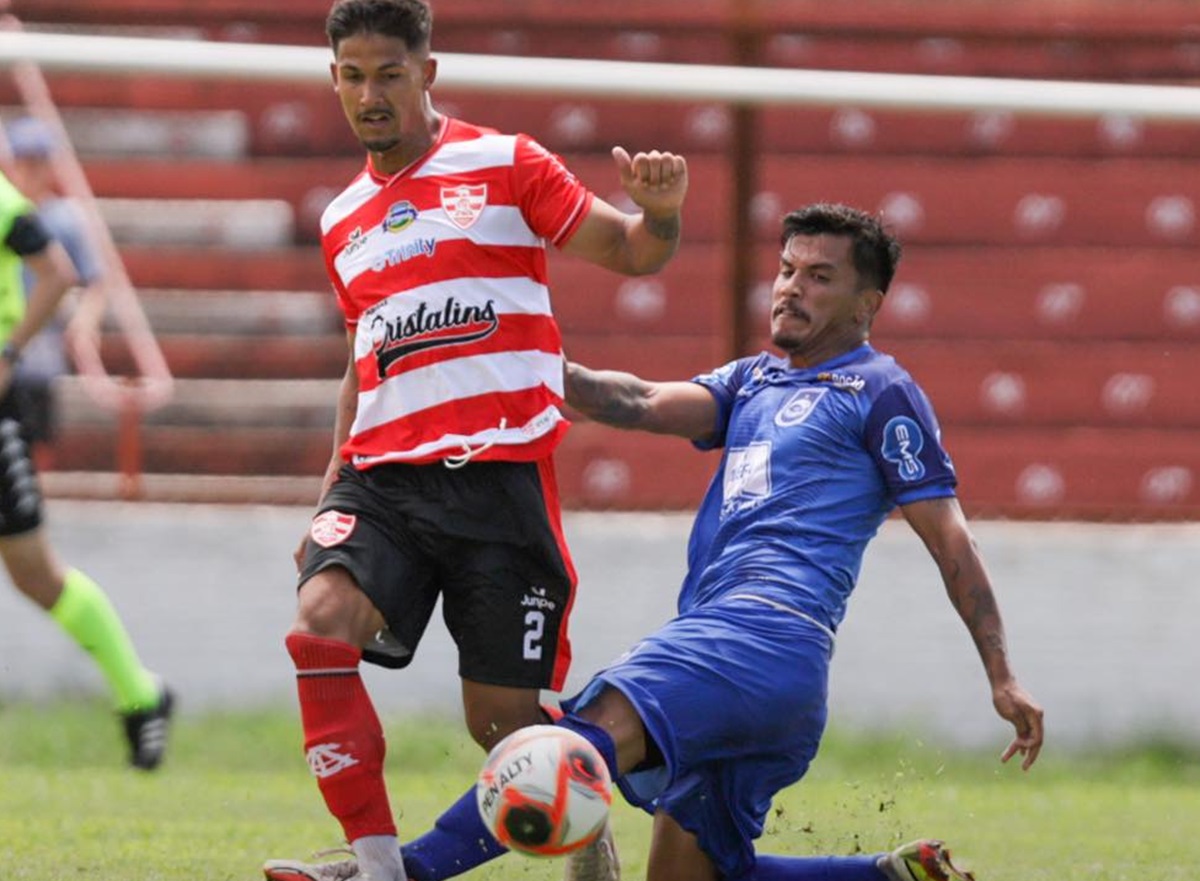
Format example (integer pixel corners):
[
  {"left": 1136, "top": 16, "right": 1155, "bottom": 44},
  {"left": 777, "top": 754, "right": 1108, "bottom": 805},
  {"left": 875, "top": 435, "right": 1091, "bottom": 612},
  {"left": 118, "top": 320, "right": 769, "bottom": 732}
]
[{"left": 361, "top": 135, "right": 402, "bottom": 154}]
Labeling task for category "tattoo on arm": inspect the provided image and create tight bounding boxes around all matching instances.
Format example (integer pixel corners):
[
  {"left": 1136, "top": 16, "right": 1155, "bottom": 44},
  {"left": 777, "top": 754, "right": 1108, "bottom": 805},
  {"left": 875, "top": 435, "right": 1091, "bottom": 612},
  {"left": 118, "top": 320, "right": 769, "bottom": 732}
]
[
  {"left": 952, "top": 572, "right": 1009, "bottom": 672},
  {"left": 643, "top": 212, "right": 680, "bottom": 242},
  {"left": 566, "top": 363, "right": 650, "bottom": 428}
]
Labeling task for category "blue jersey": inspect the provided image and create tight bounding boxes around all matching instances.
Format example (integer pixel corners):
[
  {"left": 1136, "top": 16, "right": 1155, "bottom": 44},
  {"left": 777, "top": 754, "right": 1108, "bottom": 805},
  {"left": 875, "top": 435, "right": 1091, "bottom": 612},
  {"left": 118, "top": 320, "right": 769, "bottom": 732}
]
[{"left": 682, "top": 343, "right": 956, "bottom": 632}]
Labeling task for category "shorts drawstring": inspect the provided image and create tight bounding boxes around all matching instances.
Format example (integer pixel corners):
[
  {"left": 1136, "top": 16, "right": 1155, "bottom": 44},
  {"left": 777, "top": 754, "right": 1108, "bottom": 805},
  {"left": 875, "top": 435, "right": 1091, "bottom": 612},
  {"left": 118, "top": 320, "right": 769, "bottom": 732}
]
[{"left": 443, "top": 418, "right": 508, "bottom": 469}]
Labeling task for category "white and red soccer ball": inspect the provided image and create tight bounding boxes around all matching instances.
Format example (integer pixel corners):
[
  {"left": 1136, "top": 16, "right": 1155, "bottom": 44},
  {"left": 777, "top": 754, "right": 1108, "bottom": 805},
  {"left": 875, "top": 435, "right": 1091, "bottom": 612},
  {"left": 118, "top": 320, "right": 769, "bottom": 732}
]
[{"left": 476, "top": 724, "right": 613, "bottom": 857}]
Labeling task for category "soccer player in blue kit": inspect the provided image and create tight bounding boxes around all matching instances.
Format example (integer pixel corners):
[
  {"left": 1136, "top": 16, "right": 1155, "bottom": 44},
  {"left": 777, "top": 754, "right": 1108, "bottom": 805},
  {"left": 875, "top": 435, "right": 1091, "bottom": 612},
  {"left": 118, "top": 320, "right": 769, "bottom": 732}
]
[{"left": 270, "top": 202, "right": 1045, "bottom": 881}]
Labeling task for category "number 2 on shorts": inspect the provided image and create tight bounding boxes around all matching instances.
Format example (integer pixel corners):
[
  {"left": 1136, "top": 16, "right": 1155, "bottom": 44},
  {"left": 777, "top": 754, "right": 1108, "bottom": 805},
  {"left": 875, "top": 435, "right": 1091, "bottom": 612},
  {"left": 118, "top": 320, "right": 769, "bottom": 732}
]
[{"left": 523, "top": 610, "right": 545, "bottom": 660}]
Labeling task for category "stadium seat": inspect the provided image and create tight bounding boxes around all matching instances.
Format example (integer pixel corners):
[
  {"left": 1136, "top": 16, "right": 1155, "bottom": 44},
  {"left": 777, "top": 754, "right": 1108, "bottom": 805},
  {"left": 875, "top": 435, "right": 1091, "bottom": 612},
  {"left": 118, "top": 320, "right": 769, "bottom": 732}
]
[
  {"left": 551, "top": 246, "right": 726, "bottom": 337},
  {"left": 739, "top": 246, "right": 1200, "bottom": 342},
  {"left": 756, "top": 155, "right": 1200, "bottom": 247},
  {"left": 884, "top": 340, "right": 1200, "bottom": 428},
  {"left": 945, "top": 426, "right": 1200, "bottom": 520}
]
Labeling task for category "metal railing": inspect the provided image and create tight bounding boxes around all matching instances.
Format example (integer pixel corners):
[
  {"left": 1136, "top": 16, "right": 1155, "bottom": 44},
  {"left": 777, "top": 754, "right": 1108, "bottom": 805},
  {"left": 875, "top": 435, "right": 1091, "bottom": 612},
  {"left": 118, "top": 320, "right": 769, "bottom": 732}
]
[{"left": 0, "top": 13, "right": 174, "bottom": 499}]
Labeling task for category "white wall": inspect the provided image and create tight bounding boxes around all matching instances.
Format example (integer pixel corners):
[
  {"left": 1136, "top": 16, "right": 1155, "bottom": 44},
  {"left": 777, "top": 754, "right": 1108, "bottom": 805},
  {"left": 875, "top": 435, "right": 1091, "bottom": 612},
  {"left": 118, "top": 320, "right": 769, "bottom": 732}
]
[{"left": 1, "top": 502, "right": 1196, "bottom": 751}]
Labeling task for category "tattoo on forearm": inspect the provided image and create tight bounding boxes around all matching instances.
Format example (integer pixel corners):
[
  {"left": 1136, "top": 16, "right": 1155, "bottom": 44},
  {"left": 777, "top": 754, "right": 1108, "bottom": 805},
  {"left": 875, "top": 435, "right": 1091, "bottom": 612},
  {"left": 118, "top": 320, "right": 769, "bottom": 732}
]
[
  {"left": 959, "top": 580, "right": 1006, "bottom": 659},
  {"left": 566, "top": 365, "right": 647, "bottom": 427},
  {"left": 643, "top": 212, "right": 680, "bottom": 242}
]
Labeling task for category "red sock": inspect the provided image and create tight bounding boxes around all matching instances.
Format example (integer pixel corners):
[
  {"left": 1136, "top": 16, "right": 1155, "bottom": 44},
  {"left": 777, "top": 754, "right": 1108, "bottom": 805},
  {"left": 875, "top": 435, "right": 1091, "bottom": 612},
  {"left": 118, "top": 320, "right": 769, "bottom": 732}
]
[{"left": 286, "top": 632, "right": 397, "bottom": 841}]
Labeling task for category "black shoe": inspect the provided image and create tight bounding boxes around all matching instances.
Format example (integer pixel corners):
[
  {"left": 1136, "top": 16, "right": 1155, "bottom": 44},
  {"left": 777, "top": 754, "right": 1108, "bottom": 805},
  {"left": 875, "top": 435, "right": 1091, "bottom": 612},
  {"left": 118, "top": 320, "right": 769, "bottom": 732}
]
[{"left": 121, "top": 684, "right": 175, "bottom": 771}]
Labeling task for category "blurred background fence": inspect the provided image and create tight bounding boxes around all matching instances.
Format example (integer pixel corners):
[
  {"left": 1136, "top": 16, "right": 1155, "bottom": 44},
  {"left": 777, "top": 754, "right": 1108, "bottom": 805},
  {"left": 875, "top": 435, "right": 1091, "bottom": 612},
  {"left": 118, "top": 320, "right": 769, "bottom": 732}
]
[{"left": 4, "top": 0, "right": 1200, "bottom": 521}]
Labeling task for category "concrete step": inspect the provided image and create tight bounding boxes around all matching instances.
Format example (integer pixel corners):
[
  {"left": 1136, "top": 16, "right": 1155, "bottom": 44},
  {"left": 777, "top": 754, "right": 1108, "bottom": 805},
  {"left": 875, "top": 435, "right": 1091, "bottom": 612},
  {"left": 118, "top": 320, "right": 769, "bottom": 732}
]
[
  {"left": 115, "top": 288, "right": 341, "bottom": 336},
  {"left": 58, "top": 376, "right": 338, "bottom": 428},
  {"left": 97, "top": 197, "right": 294, "bottom": 248}
]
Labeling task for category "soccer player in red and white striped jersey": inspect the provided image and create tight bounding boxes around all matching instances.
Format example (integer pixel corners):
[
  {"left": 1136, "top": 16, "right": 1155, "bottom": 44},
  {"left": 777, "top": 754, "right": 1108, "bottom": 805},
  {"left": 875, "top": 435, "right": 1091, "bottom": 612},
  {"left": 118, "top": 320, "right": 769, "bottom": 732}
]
[{"left": 267, "top": 3, "right": 688, "bottom": 881}]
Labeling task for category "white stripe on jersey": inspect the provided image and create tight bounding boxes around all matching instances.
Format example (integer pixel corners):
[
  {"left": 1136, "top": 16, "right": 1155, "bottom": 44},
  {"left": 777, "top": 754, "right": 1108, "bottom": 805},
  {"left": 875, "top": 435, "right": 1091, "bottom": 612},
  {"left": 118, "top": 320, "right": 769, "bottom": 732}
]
[
  {"left": 351, "top": 403, "right": 564, "bottom": 467},
  {"left": 353, "top": 349, "right": 566, "bottom": 432},
  {"left": 320, "top": 173, "right": 383, "bottom": 236},
  {"left": 411, "top": 134, "right": 518, "bottom": 178},
  {"left": 354, "top": 275, "right": 552, "bottom": 358},
  {"left": 334, "top": 205, "right": 543, "bottom": 288}
]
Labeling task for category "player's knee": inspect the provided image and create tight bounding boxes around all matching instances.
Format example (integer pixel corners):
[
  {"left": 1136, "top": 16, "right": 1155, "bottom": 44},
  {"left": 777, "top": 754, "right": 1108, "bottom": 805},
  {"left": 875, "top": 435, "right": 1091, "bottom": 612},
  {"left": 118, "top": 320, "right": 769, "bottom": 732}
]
[
  {"left": 291, "top": 566, "right": 383, "bottom": 645},
  {"left": 463, "top": 692, "right": 543, "bottom": 751}
]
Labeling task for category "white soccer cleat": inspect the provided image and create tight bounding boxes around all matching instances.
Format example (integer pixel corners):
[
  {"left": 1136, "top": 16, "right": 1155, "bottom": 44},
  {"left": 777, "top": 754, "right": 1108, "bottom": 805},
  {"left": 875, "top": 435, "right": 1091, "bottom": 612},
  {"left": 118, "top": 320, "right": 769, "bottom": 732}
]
[{"left": 563, "top": 821, "right": 620, "bottom": 881}]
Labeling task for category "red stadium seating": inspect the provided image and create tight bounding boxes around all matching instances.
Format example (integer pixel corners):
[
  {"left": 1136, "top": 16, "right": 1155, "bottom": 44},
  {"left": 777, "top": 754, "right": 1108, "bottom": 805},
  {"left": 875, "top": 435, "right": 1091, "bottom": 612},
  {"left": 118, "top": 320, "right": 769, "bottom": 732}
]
[
  {"left": 13, "top": 0, "right": 1200, "bottom": 518},
  {"left": 556, "top": 421, "right": 1200, "bottom": 520},
  {"left": 756, "top": 155, "right": 1200, "bottom": 248},
  {"left": 944, "top": 427, "right": 1200, "bottom": 520},
  {"left": 741, "top": 246, "right": 1200, "bottom": 343}
]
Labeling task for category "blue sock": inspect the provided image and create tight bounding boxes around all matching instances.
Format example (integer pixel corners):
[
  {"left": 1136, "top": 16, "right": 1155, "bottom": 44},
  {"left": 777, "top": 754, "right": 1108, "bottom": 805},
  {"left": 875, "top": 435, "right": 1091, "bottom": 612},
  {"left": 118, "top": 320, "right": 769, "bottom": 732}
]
[
  {"left": 748, "top": 853, "right": 888, "bottom": 881},
  {"left": 401, "top": 787, "right": 506, "bottom": 881},
  {"left": 401, "top": 716, "right": 620, "bottom": 881},
  {"left": 554, "top": 714, "right": 620, "bottom": 777}
]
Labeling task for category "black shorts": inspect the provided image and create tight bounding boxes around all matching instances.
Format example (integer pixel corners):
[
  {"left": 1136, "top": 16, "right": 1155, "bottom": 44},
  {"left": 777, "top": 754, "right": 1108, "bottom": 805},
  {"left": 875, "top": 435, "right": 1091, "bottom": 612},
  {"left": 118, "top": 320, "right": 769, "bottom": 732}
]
[
  {"left": 0, "top": 388, "right": 43, "bottom": 537},
  {"left": 10, "top": 377, "right": 57, "bottom": 444},
  {"left": 299, "top": 459, "right": 577, "bottom": 689}
]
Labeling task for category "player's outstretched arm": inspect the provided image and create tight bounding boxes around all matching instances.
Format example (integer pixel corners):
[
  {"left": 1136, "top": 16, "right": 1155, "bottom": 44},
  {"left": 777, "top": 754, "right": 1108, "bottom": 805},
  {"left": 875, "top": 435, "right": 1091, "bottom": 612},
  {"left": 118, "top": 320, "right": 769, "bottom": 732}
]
[
  {"left": 560, "top": 146, "right": 687, "bottom": 277},
  {"left": 900, "top": 496, "right": 1046, "bottom": 770},
  {"left": 564, "top": 359, "right": 716, "bottom": 441}
]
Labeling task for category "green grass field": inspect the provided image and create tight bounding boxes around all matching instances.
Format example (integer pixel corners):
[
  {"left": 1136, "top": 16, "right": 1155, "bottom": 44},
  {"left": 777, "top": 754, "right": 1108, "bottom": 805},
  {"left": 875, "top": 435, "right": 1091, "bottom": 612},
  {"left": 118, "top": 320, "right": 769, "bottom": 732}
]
[{"left": 1, "top": 702, "right": 1197, "bottom": 881}]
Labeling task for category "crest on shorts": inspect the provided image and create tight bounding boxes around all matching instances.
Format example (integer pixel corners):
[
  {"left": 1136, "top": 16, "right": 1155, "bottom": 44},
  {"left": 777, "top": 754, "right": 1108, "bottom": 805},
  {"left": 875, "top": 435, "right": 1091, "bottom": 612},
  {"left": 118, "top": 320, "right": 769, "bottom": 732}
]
[
  {"left": 441, "top": 184, "right": 487, "bottom": 230},
  {"left": 311, "top": 510, "right": 356, "bottom": 548}
]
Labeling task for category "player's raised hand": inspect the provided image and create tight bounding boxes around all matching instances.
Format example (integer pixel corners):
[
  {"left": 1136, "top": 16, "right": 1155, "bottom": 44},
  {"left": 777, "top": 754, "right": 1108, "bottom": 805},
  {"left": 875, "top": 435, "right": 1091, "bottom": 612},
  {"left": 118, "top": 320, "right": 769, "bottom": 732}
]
[
  {"left": 994, "top": 679, "right": 1045, "bottom": 770},
  {"left": 613, "top": 145, "right": 688, "bottom": 217}
]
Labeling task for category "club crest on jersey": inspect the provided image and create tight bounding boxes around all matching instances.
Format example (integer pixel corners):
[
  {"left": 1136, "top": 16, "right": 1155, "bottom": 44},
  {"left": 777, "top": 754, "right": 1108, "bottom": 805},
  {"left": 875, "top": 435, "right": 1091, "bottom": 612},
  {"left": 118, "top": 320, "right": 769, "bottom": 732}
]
[
  {"left": 441, "top": 184, "right": 487, "bottom": 229},
  {"left": 880, "top": 416, "right": 927, "bottom": 481},
  {"left": 310, "top": 510, "right": 356, "bottom": 547},
  {"left": 774, "top": 387, "right": 828, "bottom": 427},
  {"left": 382, "top": 201, "right": 419, "bottom": 233},
  {"left": 369, "top": 296, "right": 500, "bottom": 378}
]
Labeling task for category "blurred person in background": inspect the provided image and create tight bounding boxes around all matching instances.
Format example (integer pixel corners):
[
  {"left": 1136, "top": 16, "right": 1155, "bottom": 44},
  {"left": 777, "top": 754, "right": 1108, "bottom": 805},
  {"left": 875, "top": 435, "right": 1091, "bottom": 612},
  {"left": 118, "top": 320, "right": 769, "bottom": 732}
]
[
  {"left": 0, "top": 141, "right": 173, "bottom": 770},
  {"left": 263, "top": 1, "right": 687, "bottom": 881},
  {"left": 4, "top": 115, "right": 104, "bottom": 471}
]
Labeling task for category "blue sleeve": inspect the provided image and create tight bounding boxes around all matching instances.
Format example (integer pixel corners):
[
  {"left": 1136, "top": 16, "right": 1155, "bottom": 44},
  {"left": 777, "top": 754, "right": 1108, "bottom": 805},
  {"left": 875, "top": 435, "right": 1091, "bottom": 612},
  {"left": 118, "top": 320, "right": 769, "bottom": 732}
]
[
  {"left": 865, "top": 380, "right": 957, "bottom": 505},
  {"left": 688, "top": 357, "right": 753, "bottom": 451},
  {"left": 41, "top": 200, "right": 101, "bottom": 284}
]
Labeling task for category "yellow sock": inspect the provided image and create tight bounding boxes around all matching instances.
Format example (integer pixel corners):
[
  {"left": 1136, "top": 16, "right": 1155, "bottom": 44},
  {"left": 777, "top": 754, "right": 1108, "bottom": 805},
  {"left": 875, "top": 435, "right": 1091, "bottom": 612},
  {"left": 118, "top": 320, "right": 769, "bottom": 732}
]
[{"left": 49, "top": 568, "right": 159, "bottom": 712}]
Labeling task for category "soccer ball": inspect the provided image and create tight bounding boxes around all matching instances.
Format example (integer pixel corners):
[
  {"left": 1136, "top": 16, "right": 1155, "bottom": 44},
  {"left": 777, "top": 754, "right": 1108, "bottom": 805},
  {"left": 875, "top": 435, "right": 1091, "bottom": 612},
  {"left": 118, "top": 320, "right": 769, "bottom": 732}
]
[{"left": 476, "top": 724, "right": 612, "bottom": 857}]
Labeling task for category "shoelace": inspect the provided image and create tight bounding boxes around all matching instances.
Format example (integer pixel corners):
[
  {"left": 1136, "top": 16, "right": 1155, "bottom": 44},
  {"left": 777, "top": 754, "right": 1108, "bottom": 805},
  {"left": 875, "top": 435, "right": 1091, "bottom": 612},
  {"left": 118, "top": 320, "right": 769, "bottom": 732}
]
[{"left": 443, "top": 418, "right": 507, "bottom": 469}]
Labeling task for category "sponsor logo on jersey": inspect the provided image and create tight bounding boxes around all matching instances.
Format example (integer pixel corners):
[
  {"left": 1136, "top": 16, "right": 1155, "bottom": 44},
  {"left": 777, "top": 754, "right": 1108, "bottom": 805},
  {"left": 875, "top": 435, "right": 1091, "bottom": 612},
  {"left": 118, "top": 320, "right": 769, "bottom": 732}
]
[
  {"left": 382, "top": 200, "right": 419, "bottom": 233},
  {"left": 441, "top": 184, "right": 488, "bottom": 229},
  {"left": 370, "top": 237, "right": 437, "bottom": 272},
  {"left": 305, "top": 742, "right": 360, "bottom": 779},
  {"left": 774, "top": 387, "right": 828, "bottom": 427},
  {"left": 521, "top": 584, "right": 558, "bottom": 611},
  {"left": 369, "top": 296, "right": 500, "bottom": 378},
  {"left": 342, "top": 226, "right": 368, "bottom": 257},
  {"left": 816, "top": 371, "right": 866, "bottom": 392},
  {"left": 310, "top": 510, "right": 357, "bottom": 547},
  {"left": 881, "top": 415, "right": 927, "bottom": 481},
  {"left": 722, "top": 441, "right": 772, "bottom": 516}
]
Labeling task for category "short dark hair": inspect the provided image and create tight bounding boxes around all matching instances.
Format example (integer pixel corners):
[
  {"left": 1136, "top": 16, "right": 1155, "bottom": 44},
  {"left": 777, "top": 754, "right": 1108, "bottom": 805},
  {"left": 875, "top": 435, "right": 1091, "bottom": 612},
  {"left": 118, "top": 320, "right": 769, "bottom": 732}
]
[
  {"left": 326, "top": 0, "right": 433, "bottom": 53},
  {"left": 780, "top": 203, "right": 902, "bottom": 293}
]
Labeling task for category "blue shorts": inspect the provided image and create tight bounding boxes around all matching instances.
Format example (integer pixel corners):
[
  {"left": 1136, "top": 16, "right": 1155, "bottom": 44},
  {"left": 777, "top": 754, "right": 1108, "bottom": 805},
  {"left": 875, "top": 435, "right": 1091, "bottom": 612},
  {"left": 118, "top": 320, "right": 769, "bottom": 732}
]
[{"left": 562, "top": 595, "right": 832, "bottom": 878}]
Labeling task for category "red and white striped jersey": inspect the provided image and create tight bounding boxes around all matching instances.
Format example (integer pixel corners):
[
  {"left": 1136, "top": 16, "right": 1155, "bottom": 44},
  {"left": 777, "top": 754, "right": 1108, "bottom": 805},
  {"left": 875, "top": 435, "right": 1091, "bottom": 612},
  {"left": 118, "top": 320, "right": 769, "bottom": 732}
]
[{"left": 320, "top": 116, "right": 595, "bottom": 469}]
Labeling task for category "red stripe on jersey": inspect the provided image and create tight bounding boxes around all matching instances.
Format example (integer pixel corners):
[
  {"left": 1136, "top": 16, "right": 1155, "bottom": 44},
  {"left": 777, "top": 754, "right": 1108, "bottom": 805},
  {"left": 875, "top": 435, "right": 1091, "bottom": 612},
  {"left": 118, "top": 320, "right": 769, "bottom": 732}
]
[
  {"left": 345, "top": 387, "right": 570, "bottom": 467},
  {"left": 319, "top": 117, "right": 595, "bottom": 464},
  {"left": 356, "top": 313, "right": 562, "bottom": 393},
  {"left": 337, "top": 241, "right": 550, "bottom": 329}
]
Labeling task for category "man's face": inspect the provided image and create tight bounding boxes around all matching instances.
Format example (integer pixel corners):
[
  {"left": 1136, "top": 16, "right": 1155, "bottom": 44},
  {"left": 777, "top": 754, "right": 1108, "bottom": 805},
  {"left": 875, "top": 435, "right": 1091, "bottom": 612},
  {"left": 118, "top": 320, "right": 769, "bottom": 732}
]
[
  {"left": 331, "top": 30, "right": 434, "bottom": 158},
  {"left": 769, "top": 232, "right": 877, "bottom": 364}
]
